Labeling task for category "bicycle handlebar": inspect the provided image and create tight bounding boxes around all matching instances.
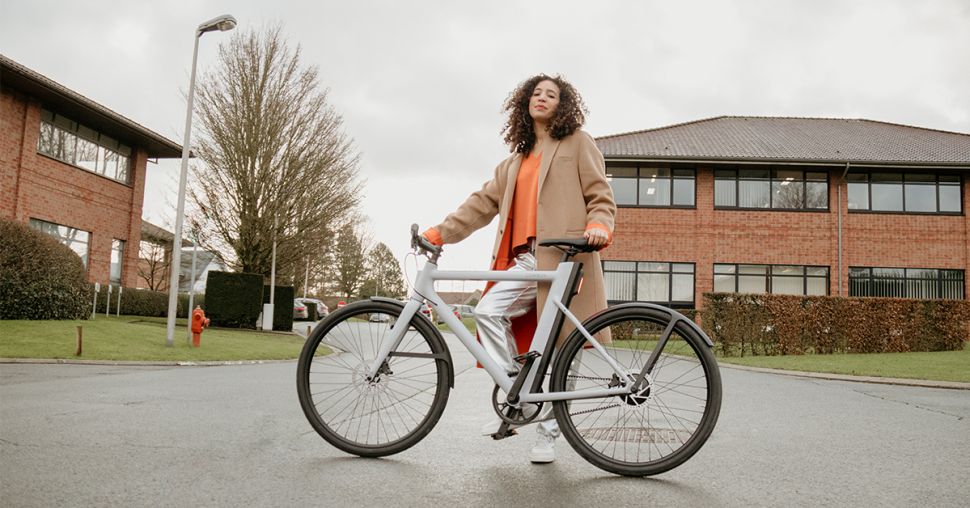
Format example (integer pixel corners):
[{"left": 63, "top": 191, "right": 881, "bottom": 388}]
[
  {"left": 411, "top": 223, "right": 605, "bottom": 265},
  {"left": 410, "top": 224, "right": 442, "bottom": 261}
]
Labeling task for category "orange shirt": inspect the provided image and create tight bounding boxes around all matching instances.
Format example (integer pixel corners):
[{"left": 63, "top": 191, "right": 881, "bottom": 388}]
[{"left": 509, "top": 152, "right": 541, "bottom": 250}]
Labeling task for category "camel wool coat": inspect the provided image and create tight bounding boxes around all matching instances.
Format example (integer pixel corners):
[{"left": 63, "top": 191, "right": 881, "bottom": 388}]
[{"left": 432, "top": 129, "right": 616, "bottom": 352}]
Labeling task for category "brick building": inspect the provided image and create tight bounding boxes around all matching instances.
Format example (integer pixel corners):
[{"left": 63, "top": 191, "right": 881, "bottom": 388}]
[
  {"left": 595, "top": 116, "right": 970, "bottom": 309},
  {"left": 1, "top": 54, "right": 182, "bottom": 287}
]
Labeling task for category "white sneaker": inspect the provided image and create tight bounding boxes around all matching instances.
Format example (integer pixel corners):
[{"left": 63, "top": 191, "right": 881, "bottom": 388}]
[{"left": 529, "top": 432, "right": 556, "bottom": 463}]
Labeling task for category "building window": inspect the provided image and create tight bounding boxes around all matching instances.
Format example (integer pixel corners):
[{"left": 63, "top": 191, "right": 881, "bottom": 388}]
[
  {"left": 714, "top": 264, "right": 829, "bottom": 296},
  {"left": 715, "top": 168, "right": 828, "bottom": 210},
  {"left": 603, "top": 261, "right": 695, "bottom": 306},
  {"left": 849, "top": 267, "right": 964, "bottom": 300},
  {"left": 37, "top": 108, "right": 132, "bottom": 184},
  {"left": 110, "top": 239, "right": 125, "bottom": 284},
  {"left": 605, "top": 165, "right": 695, "bottom": 207},
  {"left": 28, "top": 218, "right": 91, "bottom": 267},
  {"left": 847, "top": 172, "right": 961, "bottom": 213}
]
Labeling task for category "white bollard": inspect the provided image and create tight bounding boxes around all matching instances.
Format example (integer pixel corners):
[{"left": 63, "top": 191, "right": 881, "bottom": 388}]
[
  {"left": 91, "top": 283, "right": 100, "bottom": 320},
  {"left": 262, "top": 303, "right": 274, "bottom": 331}
]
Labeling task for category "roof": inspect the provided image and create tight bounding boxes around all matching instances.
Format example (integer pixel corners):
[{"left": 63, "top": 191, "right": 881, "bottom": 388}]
[
  {"left": 140, "top": 220, "right": 195, "bottom": 247},
  {"left": 0, "top": 53, "right": 183, "bottom": 158},
  {"left": 595, "top": 116, "right": 970, "bottom": 167}
]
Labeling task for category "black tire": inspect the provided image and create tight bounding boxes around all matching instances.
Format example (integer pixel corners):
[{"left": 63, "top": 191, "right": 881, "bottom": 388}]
[
  {"left": 296, "top": 300, "right": 451, "bottom": 457},
  {"left": 550, "top": 306, "right": 722, "bottom": 476}
]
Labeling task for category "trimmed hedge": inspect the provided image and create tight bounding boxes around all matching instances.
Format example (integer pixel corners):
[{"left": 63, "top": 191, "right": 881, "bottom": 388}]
[
  {"left": 263, "top": 285, "right": 294, "bottom": 331},
  {"left": 91, "top": 286, "right": 204, "bottom": 318},
  {"left": 206, "top": 271, "right": 263, "bottom": 328},
  {"left": 701, "top": 293, "right": 970, "bottom": 357},
  {"left": 0, "top": 219, "right": 92, "bottom": 320}
]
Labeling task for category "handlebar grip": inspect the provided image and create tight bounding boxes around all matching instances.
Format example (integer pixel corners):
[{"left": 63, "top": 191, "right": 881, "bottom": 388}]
[{"left": 410, "top": 223, "right": 442, "bottom": 256}]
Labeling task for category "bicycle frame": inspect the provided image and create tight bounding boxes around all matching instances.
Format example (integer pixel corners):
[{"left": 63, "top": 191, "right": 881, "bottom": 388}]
[{"left": 367, "top": 259, "right": 637, "bottom": 405}]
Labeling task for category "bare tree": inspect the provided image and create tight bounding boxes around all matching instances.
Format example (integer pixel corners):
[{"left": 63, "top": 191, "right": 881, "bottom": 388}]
[
  {"left": 190, "top": 25, "right": 362, "bottom": 281},
  {"left": 138, "top": 240, "right": 169, "bottom": 291}
]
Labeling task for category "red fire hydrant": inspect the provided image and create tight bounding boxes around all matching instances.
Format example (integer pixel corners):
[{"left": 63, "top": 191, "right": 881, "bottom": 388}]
[{"left": 191, "top": 306, "right": 210, "bottom": 348}]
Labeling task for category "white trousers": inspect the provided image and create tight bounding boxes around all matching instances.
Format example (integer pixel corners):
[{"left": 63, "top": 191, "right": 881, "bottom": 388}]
[{"left": 474, "top": 252, "right": 559, "bottom": 438}]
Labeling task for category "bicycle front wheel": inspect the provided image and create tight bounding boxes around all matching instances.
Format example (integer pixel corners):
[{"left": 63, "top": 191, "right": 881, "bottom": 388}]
[
  {"left": 550, "top": 306, "right": 721, "bottom": 476},
  {"left": 296, "top": 300, "right": 451, "bottom": 457}
]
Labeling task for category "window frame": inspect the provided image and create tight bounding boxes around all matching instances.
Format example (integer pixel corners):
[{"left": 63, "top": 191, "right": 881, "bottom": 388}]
[
  {"left": 28, "top": 218, "right": 92, "bottom": 268},
  {"left": 713, "top": 263, "right": 830, "bottom": 296},
  {"left": 848, "top": 266, "right": 965, "bottom": 300},
  {"left": 846, "top": 171, "right": 963, "bottom": 215},
  {"left": 602, "top": 260, "right": 696, "bottom": 307},
  {"left": 605, "top": 164, "right": 697, "bottom": 209},
  {"left": 714, "top": 167, "right": 830, "bottom": 212},
  {"left": 37, "top": 108, "right": 133, "bottom": 186},
  {"left": 110, "top": 239, "right": 126, "bottom": 285}
]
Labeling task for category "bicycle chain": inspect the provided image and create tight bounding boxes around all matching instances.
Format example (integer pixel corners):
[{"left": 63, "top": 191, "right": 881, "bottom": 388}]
[
  {"left": 565, "top": 374, "right": 613, "bottom": 382},
  {"left": 569, "top": 402, "right": 622, "bottom": 416}
]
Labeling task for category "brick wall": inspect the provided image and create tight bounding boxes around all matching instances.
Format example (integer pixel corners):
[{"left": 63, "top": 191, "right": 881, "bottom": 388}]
[
  {"left": 605, "top": 166, "right": 969, "bottom": 308},
  {"left": 1, "top": 88, "right": 147, "bottom": 288}
]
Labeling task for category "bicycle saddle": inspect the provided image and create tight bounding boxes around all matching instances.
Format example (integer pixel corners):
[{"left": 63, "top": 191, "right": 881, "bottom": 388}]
[{"left": 538, "top": 238, "right": 598, "bottom": 253}]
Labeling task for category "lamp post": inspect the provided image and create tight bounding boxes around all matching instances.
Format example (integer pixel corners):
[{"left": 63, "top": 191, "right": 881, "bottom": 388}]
[
  {"left": 186, "top": 224, "right": 199, "bottom": 344},
  {"left": 262, "top": 218, "right": 277, "bottom": 331},
  {"left": 166, "top": 14, "right": 237, "bottom": 348}
]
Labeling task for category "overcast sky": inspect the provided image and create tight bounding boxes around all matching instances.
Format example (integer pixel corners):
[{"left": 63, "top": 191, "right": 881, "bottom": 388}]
[{"left": 2, "top": 0, "right": 968, "bottom": 290}]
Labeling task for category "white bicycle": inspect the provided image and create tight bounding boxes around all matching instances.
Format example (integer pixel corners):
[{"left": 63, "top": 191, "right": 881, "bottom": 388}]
[{"left": 297, "top": 225, "right": 722, "bottom": 476}]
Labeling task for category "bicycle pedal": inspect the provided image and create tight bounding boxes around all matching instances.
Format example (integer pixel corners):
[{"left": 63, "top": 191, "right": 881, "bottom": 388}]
[
  {"left": 490, "top": 428, "right": 518, "bottom": 441},
  {"left": 513, "top": 351, "right": 540, "bottom": 364}
]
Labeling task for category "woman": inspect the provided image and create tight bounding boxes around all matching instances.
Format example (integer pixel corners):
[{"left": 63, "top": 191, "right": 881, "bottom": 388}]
[{"left": 423, "top": 74, "right": 616, "bottom": 464}]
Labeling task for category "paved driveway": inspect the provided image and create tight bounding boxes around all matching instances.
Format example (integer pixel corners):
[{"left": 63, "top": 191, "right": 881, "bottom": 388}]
[{"left": 2, "top": 334, "right": 968, "bottom": 507}]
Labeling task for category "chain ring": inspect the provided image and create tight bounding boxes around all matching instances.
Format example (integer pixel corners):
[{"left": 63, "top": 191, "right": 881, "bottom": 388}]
[{"left": 490, "top": 384, "right": 543, "bottom": 425}]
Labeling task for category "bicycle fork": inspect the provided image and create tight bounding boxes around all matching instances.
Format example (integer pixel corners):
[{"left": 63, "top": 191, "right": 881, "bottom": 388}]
[{"left": 364, "top": 298, "right": 424, "bottom": 382}]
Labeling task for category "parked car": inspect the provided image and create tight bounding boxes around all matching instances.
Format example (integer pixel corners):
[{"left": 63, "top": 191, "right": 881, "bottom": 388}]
[
  {"left": 454, "top": 304, "right": 476, "bottom": 318},
  {"left": 435, "top": 305, "right": 462, "bottom": 324},
  {"left": 369, "top": 312, "right": 390, "bottom": 323},
  {"left": 298, "top": 298, "right": 329, "bottom": 319},
  {"left": 420, "top": 302, "right": 434, "bottom": 320},
  {"left": 293, "top": 300, "right": 309, "bottom": 320}
]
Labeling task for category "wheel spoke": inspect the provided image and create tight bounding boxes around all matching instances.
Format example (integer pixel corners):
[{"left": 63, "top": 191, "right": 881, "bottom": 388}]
[
  {"left": 297, "top": 304, "right": 449, "bottom": 455},
  {"left": 552, "top": 310, "right": 720, "bottom": 476}
]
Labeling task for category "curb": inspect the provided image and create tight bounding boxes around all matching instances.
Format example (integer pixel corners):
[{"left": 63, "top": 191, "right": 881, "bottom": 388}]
[
  {"left": 717, "top": 362, "right": 970, "bottom": 390},
  {"left": 0, "top": 358, "right": 297, "bottom": 367}
]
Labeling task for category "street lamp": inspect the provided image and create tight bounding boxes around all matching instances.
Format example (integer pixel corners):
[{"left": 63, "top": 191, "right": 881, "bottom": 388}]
[{"left": 166, "top": 14, "right": 237, "bottom": 347}]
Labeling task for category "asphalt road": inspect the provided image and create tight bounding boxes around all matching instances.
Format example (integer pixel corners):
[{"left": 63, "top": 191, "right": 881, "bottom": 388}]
[{"left": 2, "top": 330, "right": 969, "bottom": 507}]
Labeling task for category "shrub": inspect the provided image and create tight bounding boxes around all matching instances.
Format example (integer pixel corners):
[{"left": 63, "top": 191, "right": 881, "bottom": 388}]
[
  {"left": 701, "top": 293, "right": 970, "bottom": 357},
  {"left": 91, "top": 286, "right": 204, "bottom": 318},
  {"left": 178, "top": 292, "right": 206, "bottom": 318},
  {"left": 263, "top": 285, "right": 294, "bottom": 331},
  {"left": 0, "top": 219, "right": 92, "bottom": 319},
  {"left": 206, "top": 271, "right": 263, "bottom": 328}
]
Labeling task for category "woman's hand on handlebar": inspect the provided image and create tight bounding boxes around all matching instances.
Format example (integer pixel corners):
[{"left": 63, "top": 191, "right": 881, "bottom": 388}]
[
  {"left": 421, "top": 227, "right": 444, "bottom": 247},
  {"left": 584, "top": 227, "right": 609, "bottom": 249}
]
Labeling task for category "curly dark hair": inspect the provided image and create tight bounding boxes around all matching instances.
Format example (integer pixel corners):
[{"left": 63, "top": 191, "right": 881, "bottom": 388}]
[{"left": 501, "top": 74, "right": 588, "bottom": 154}]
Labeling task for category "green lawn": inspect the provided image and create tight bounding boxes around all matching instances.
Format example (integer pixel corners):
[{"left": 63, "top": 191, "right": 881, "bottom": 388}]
[
  {"left": 437, "top": 316, "right": 477, "bottom": 335},
  {"left": 718, "top": 343, "right": 970, "bottom": 383},
  {"left": 609, "top": 338, "right": 969, "bottom": 383},
  {"left": 0, "top": 315, "right": 312, "bottom": 362}
]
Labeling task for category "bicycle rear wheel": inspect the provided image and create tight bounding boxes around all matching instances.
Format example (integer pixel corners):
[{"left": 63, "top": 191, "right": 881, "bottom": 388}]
[
  {"left": 550, "top": 306, "right": 721, "bottom": 476},
  {"left": 296, "top": 300, "right": 451, "bottom": 457}
]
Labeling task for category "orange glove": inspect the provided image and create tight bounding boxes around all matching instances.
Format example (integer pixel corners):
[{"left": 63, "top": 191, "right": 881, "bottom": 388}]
[{"left": 422, "top": 228, "right": 444, "bottom": 246}]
